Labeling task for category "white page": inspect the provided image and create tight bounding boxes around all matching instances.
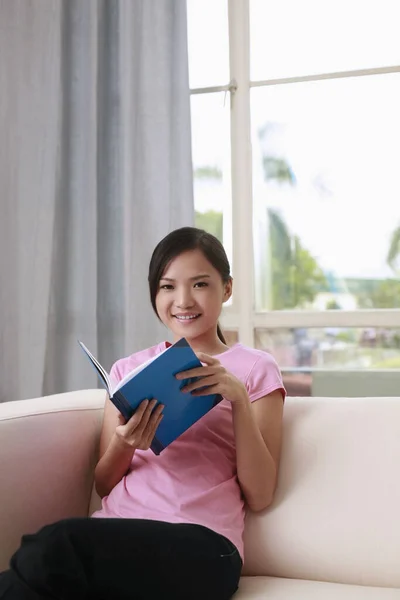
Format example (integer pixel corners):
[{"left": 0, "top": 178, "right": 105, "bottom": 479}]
[
  {"left": 113, "top": 346, "right": 170, "bottom": 395},
  {"left": 78, "top": 340, "right": 113, "bottom": 394}
]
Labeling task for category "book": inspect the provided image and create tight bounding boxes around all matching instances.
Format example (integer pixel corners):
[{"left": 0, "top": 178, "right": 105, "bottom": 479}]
[{"left": 78, "top": 338, "right": 222, "bottom": 455}]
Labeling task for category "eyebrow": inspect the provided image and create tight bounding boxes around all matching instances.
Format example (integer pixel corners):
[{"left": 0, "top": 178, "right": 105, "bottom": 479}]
[{"left": 160, "top": 274, "right": 211, "bottom": 282}]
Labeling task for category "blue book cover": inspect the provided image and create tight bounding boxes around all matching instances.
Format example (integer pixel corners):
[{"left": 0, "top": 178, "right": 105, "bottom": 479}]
[{"left": 78, "top": 338, "right": 222, "bottom": 455}]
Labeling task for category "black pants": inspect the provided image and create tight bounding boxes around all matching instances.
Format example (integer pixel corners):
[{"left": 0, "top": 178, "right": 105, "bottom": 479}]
[{"left": 0, "top": 518, "right": 242, "bottom": 600}]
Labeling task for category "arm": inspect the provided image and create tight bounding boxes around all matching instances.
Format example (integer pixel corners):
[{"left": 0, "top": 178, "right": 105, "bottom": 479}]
[
  {"left": 94, "top": 398, "right": 135, "bottom": 498},
  {"left": 176, "top": 353, "right": 284, "bottom": 512},
  {"left": 232, "top": 390, "right": 283, "bottom": 512},
  {"left": 94, "top": 397, "right": 164, "bottom": 498}
]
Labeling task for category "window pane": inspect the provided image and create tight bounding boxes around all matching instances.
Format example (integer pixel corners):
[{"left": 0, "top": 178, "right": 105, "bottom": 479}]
[
  {"left": 191, "top": 92, "right": 232, "bottom": 263},
  {"left": 255, "top": 327, "right": 400, "bottom": 397},
  {"left": 250, "top": 0, "right": 400, "bottom": 80},
  {"left": 256, "top": 327, "right": 400, "bottom": 370},
  {"left": 251, "top": 74, "right": 400, "bottom": 311},
  {"left": 222, "top": 329, "right": 239, "bottom": 347},
  {"left": 187, "top": 0, "right": 229, "bottom": 89}
]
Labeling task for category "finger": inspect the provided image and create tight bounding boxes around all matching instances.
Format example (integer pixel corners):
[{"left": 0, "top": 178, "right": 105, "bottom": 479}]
[
  {"left": 130, "top": 399, "right": 150, "bottom": 421},
  {"left": 195, "top": 352, "right": 220, "bottom": 366},
  {"left": 144, "top": 404, "right": 164, "bottom": 440},
  {"left": 143, "top": 412, "right": 164, "bottom": 448},
  {"left": 190, "top": 383, "right": 221, "bottom": 396},
  {"left": 122, "top": 400, "right": 148, "bottom": 433},
  {"left": 137, "top": 399, "right": 159, "bottom": 432},
  {"left": 182, "top": 375, "right": 220, "bottom": 393},
  {"left": 152, "top": 410, "right": 164, "bottom": 432},
  {"left": 176, "top": 366, "right": 218, "bottom": 380},
  {"left": 128, "top": 399, "right": 156, "bottom": 435},
  {"left": 148, "top": 402, "right": 165, "bottom": 423},
  {"left": 118, "top": 413, "right": 127, "bottom": 426}
]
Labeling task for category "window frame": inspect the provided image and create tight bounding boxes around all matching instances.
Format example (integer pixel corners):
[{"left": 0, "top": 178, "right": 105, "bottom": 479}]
[{"left": 189, "top": 0, "right": 400, "bottom": 347}]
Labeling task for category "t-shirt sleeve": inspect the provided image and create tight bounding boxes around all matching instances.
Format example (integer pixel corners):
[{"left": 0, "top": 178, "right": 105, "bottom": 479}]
[
  {"left": 245, "top": 352, "right": 286, "bottom": 403},
  {"left": 108, "top": 343, "right": 165, "bottom": 391},
  {"left": 109, "top": 360, "right": 123, "bottom": 388}
]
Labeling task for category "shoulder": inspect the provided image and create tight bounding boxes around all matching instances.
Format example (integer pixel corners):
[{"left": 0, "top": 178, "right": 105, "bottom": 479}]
[
  {"left": 223, "top": 343, "right": 280, "bottom": 372},
  {"left": 110, "top": 342, "right": 167, "bottom": 384},
  {"left": 222, "top": 344, "right": 285, "bottom": 402}
]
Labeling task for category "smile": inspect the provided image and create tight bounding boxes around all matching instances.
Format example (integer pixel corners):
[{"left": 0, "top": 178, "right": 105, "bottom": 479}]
[{"left": 173, "top": 314, "right": 201, "bottom": 321}]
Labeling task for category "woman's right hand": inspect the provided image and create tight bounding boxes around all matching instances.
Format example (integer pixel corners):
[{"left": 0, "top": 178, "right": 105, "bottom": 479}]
[{"left": 114, "top": 399, "right": 164, "bottom": 451}]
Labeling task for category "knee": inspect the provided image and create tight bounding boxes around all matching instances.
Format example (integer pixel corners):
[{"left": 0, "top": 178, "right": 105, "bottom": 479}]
[
  {"left": 12, "top": 519, "right": 81, "bottom": 569},
  {"left": 28, "top": 518, "right": 87, "bottom": 543},
  {"left": 9, "top": 519, "right": 89, "bottom": 599}
]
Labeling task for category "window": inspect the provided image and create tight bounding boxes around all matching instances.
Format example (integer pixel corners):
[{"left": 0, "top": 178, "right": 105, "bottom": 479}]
[
  {"left": 190, "top": 92, "right": 231, "bottom": 251},
  {"left": 252, "top": 74, "right": 400, "bottom": 311},
  {"left": 187, "top": 0, "right": 229, "bottom": 89},
  {"left": 250, "top": 0, "right": 400, "bottom": 80},
  {"left": 187, "top": 0, "right": 400, "bottom": 375},
  {"left": 256, "top": 327, "right": 400, "bottom": 370}
]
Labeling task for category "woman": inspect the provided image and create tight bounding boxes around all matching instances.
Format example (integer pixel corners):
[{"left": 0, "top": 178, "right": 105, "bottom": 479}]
[{"left": 0, "top": 227, "right": 285, "bottom": 600}]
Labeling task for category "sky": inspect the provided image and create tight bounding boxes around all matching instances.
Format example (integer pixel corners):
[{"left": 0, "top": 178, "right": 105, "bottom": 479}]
[{"left": 186, "top": 0, "right": 400, "bottom": 280}]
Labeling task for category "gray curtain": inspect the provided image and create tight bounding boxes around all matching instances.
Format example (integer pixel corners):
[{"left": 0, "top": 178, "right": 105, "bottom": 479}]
[{"left": 0, "top": 0, "right": 194, "bottom": 402}]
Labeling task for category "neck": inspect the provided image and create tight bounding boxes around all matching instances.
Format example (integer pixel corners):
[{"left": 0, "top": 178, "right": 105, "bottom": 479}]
[{"left": 173, "top": 328, "right": 228, "bottom": 356}]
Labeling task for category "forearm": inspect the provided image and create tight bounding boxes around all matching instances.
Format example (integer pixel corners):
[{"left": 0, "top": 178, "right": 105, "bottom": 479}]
[
  {"left": 232, "top": 398, "right": 277, "bottom": 511},
  {"left": 94, "top": 433, "right": 136, "bottom": 498}
]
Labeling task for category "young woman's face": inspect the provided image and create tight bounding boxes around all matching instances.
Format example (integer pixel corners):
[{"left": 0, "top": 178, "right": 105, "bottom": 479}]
[{"left": 155, "top": 249, "right": 232, "bottom": 342}]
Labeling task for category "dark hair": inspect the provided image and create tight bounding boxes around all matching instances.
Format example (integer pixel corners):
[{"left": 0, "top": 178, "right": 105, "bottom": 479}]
[{"left": 148, "top": 227, "right": 231, "bottom": 344}]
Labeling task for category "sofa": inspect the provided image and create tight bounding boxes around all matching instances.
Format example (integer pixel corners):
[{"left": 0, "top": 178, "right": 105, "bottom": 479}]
[{"left": 1, "top": 390, "right": 399, "bottom": 599}]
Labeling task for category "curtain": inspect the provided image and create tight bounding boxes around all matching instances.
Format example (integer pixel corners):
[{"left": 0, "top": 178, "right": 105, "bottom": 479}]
[{"left": 0, "top": 0, "right": 194, "bottom": 402}]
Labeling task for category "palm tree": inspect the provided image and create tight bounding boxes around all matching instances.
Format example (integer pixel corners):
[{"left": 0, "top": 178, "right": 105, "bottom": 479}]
[
  {"left": 193, "top": 124, "right": 328, "bottom": 309},
  {"left": 387, "top": 225, "right": 400, "bottom": 274},
  {"left": 258, "top": 125, "right": 327, "bottom": 309}
]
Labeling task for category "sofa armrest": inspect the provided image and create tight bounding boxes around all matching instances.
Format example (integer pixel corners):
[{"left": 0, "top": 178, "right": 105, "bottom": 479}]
[{"left": 0, "top": 389, "right": 105, "bottom": 570}]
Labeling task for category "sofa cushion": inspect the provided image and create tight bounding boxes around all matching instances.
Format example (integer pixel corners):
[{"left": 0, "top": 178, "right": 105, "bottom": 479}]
[
  {"left": 243, "top": 397, "right": 400, "bottom": 588},
  {"left": 236, "top": 576, "right": 400, "bottom": 599},
  {"left": 0, "top": 390, "right": 105, "bottom": 571}
]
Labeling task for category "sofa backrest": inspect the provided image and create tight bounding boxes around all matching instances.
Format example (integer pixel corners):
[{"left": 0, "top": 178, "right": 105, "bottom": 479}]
[
  {"left": 243, "top": 396, "right": 400, "bottom": 588},
  {"left": 0, "top": 390, "right": 105, "bottom": 571},
  {"left": 2, "top": 391, "right": 400, "bottom": 588}
]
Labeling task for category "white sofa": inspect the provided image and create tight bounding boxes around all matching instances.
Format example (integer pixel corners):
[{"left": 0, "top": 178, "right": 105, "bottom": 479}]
[{"left": 1, "top": 390, "right": 400, "bottom": 599}]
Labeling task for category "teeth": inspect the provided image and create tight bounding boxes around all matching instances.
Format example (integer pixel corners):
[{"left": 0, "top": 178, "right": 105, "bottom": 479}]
[{"left": 176, "top": 315, "right": 199, "bottom": 320}]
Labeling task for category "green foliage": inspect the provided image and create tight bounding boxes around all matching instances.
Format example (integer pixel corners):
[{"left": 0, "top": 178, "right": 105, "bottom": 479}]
[
  {"left": 194, "top": 206, "right": 327, "bottom": 310},
  {"left": 268, "top": 208, "right": 327, "bottom": 310},
  {"left": 195, "top": 210, "right": 223, "bottom": 243},
  {"left": 354, "top": 278, "right": 400, "bottom": 309},
  {"left": 335, "top": 330, "right": 356, "bottom": 342},
  {"left": 345, "top": 277, "right": 382, "bottom": 296},
  {"left": 372, "top": 356, "right": 400, "bottom": 368},
  {"left": 194, "top": 166, "right": 222, "bottom": 180},
  {"left": 326, "top": 299, "right": 342, "bottom": 310},
  {"left": 387, "top": 225, "right": 400, "bottom": 273},
  {"left": 258, "top": 142, "right": 323, "bottom": 308},
  {"left": 262, "top": 157, "right": 296, "bottom": 184}
]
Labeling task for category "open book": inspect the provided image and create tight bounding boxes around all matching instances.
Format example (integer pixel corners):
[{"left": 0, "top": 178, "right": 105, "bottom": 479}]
[{"left": 78, "top": 338, "right": 222, "bottom": 455}]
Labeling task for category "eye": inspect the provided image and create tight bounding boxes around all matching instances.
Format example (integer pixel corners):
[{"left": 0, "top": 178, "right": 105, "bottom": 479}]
[
  {"left": 194, "top": 281, "right": 208, "bottom": 288},
  {"left": 160, "top": 284, "right": 174, "bottom": 290}
]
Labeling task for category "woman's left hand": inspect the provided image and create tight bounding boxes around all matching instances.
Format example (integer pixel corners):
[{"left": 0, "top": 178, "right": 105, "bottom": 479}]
[{"left": 176, "top": 352, "right": 248, "bottom": 406}]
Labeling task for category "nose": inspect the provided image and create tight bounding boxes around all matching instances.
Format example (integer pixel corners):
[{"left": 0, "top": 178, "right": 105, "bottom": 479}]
[{"left": 175, "top": 286, "right": 195, "bottom": 309}]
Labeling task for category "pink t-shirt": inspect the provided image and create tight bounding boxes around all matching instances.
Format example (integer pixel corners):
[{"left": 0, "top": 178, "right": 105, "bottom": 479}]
[{"left": 92, "top": 342, "right": 285, "bottom": 560}]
